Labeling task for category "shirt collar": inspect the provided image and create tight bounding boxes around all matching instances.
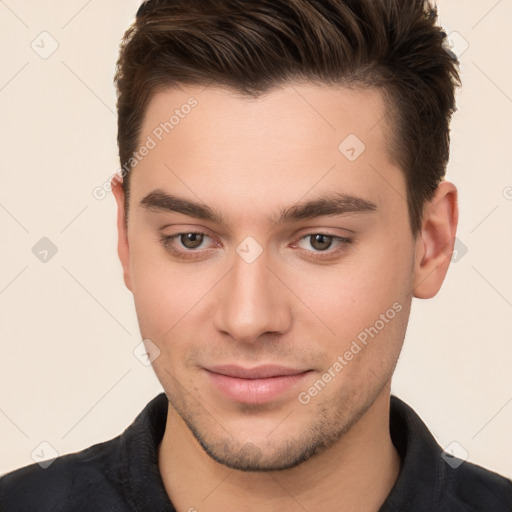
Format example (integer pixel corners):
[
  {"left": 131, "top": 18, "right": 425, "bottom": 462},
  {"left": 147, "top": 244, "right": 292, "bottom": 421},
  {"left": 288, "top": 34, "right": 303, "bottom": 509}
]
[
  {"left": 121, "top": 393, "right": 175, "bottom": 511},
  {"left": 379, "top": 395, "right": 444, "bottom": 510}
]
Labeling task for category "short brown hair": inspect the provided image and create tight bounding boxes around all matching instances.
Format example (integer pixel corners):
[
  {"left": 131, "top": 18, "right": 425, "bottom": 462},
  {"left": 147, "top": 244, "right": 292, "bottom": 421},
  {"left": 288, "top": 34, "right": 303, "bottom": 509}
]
[{"left": 114, "top": 0, "right": 460, "bottom": 235}]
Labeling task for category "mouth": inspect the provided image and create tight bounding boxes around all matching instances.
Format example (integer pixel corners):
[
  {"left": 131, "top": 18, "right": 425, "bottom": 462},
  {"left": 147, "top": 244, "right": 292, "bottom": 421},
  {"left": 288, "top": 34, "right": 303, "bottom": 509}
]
[{"left": 203, "top": 365, "right": 312, "bottom": 404}]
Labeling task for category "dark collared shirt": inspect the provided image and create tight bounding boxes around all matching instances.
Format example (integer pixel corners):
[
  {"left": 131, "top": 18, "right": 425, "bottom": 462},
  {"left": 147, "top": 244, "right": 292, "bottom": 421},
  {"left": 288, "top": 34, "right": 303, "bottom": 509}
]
[{"left": 1, "top": 393, "right": 511, "bottom": 511}]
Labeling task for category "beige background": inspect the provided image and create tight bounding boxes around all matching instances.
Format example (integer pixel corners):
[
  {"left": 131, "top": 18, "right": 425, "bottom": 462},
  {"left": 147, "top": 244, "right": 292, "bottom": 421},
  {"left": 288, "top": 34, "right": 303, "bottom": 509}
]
[{"left": 1, "top": 0, "right": 511, "bottom": 479}]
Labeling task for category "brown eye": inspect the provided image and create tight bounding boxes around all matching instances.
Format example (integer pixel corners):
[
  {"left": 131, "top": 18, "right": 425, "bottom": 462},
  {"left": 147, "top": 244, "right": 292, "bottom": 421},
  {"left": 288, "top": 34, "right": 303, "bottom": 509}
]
[
  {"left": 309, "top": 234, "right": 333, "bottom": 251},
  {"left": 180, "top": 233, "right": 205, "bottom": 249}
]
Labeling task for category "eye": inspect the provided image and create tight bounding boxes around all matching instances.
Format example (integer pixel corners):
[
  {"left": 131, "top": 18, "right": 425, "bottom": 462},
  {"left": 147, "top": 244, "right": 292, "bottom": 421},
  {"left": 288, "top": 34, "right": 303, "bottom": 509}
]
[
  {"left": 159, "top": 231, "right": 352, "bottom": 261},
  {"left": 159, "top": 232, "right": 214, "bottom": 259},
  {"left": 306, "top": 234, "right": 335, "bottom": 251},
  {"left": 294, "top": 233, "right": 352, "bottom": 259},
  {"left": 177, "top": 232, "right": 206, "bottom": 249}
]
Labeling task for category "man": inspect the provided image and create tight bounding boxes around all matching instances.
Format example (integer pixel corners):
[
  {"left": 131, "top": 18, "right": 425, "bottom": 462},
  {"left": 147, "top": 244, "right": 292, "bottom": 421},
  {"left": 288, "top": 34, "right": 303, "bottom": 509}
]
[{"left": 1, "top": 0, "right": 511, "bottom": 510}]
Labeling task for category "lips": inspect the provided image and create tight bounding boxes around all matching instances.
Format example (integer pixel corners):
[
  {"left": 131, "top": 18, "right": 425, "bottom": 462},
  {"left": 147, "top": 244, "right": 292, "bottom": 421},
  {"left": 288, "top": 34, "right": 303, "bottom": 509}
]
[
  {"left": 204, "top": 365, "right": 312, "bottom": 404},
  {"left": 207, "top": 364, "right": 308, "bottom": 379}
]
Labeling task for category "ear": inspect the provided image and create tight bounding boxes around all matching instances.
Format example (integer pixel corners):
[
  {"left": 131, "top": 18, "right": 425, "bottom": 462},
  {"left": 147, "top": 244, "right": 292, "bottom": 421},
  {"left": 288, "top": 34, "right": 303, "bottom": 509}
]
[
  {"left": 112, "top": 177, "right": 132, "bottom": 292},
  {"left": 413, "top": 180, "right": 459, "bottom": 299}
]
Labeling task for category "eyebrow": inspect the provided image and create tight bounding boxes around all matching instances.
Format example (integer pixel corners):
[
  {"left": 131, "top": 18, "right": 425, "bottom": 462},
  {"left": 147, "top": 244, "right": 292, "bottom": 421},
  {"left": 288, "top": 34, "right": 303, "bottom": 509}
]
[{"left": 140, "top": 189, "right": 377, "bottom": 225}]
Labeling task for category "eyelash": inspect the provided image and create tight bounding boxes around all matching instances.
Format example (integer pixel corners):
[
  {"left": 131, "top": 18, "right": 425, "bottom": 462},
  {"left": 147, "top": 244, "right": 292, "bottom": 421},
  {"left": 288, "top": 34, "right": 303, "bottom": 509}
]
[{"left": 159, "top": 232, "right": 352, "bottom": 261}]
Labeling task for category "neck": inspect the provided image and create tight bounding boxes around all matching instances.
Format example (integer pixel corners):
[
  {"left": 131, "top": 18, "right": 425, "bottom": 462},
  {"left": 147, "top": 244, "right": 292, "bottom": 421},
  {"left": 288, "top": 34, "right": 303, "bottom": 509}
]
[{"left": 158, "top": 387, "right": 401, "bottom": 512}]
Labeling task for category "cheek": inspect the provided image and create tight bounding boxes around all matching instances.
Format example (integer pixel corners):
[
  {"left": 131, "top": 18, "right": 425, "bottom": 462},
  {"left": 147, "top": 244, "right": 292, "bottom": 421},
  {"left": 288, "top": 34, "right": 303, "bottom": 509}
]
[
  {"left": 303, "top": 271, "right": 411, "bottom": 393},
  {"left": 294, "top": 243, "right": 412, "bottom": 340},
  {"left": 128, "top": 237, "right": 223, "bottom": 343},
  {"left": 128, "top": 239, "right": 187, "bottom": 337}
]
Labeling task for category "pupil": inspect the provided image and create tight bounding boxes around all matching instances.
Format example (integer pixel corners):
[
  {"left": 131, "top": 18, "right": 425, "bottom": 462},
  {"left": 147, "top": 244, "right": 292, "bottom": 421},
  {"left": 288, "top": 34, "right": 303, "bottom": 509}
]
[
  {"left": 311, "top": 234, "right": 331, "bottom": 251},
  {"left": 182, "top": 233, "right": 203, "bottom": 249}
]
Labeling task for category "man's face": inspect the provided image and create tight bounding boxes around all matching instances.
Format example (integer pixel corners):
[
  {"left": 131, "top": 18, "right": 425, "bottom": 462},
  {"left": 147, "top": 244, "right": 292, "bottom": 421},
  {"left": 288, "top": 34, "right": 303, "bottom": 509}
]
[{"left": 117, "top": 83, "right": 419, "bottom": 470}]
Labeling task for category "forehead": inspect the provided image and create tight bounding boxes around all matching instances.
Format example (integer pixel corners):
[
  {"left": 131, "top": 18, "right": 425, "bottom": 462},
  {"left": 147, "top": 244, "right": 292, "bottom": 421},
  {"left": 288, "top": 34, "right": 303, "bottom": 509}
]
[
  {"left": 141, "top": 82, "right": 392, "bottom": 155},
  {"left": 130, "top": 82, "right": 404, "bottom": 225}
]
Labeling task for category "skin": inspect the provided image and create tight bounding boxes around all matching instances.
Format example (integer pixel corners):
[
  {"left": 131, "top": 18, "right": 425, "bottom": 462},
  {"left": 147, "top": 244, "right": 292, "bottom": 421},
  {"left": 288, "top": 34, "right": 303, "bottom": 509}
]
[{"left": 112, "top": 82, "right": 458, "bottom": 512}]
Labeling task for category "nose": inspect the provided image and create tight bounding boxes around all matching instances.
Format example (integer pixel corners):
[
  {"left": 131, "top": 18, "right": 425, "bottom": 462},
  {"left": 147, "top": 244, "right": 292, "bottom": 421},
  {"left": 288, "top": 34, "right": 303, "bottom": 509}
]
[{"left": 212, "top": 248, "right": 293, "bottom": 344}]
